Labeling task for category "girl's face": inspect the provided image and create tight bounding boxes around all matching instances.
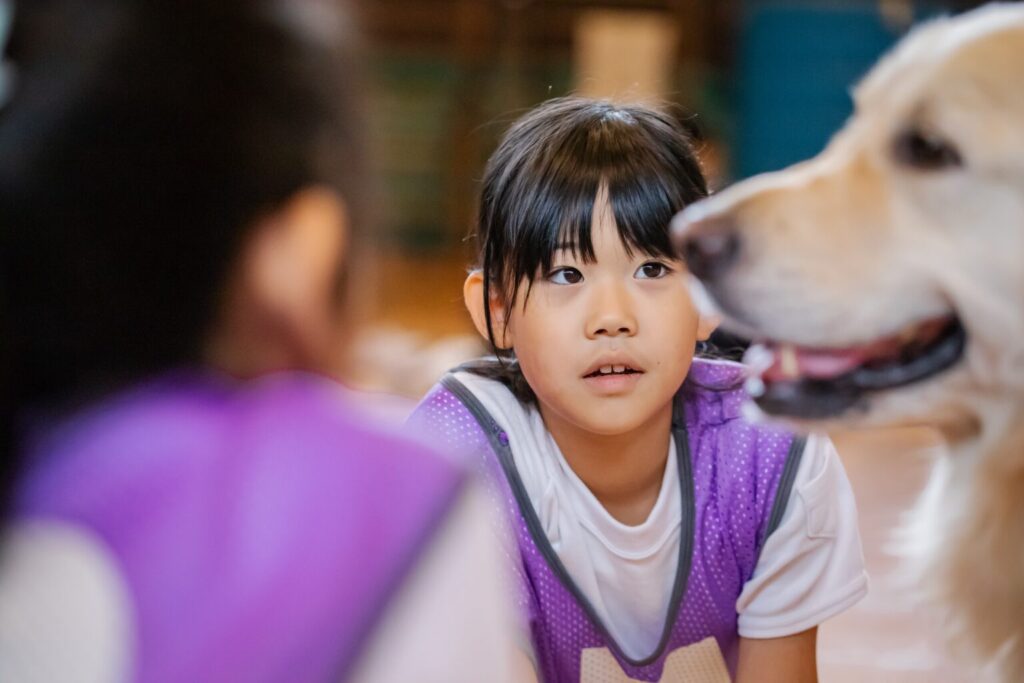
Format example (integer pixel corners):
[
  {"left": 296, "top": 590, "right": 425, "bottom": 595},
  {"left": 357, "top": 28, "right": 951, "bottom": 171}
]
[{"left": 502, "top": 195, "right": 714, "bottom": 437}]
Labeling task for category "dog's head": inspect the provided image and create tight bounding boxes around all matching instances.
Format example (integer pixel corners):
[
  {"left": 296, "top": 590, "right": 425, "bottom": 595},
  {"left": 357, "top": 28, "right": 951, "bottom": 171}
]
[{"left": 673, "top": 4, "right": 1024, "bottom": 438}]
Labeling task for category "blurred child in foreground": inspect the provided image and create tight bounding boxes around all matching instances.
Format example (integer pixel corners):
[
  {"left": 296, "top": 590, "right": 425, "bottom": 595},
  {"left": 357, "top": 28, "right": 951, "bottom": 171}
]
[{"left": 0, "top": 1, "right": 520, "bottom": 681}]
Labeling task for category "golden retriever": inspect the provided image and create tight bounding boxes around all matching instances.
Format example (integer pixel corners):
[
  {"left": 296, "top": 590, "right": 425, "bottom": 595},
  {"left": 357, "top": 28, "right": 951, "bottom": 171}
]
[{"left": 672, "top": 4, "right": 1024, "bottom": 680}]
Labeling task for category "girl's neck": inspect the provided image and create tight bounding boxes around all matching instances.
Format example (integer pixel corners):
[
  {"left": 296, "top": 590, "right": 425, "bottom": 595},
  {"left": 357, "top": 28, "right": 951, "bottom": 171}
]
[{"left": 540, "top": 402, "right": 674, "bottom": 526}]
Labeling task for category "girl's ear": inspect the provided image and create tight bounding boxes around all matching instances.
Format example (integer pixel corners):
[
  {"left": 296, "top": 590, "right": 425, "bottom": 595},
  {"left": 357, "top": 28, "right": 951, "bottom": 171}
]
[
  {"left": 696, "top": 313, "right": 720, "bottom": 343},
  {"left": 206, "top": 186, "right": 348, "bottom": 377},
  {"left": 464, "top": 270, "right": 513, "bottom": 349}
]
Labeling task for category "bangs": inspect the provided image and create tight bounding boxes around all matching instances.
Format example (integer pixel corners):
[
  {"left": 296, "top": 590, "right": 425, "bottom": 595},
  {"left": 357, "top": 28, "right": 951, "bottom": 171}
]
[
  {"left": 481, "top": 101, "right": 708, "bottom": 310},
  {"left": 476, "top": 98, "right": 708, "bottom": 353},
  {"left": 505, "top": 169, "right": 684, "bottom": 294}
]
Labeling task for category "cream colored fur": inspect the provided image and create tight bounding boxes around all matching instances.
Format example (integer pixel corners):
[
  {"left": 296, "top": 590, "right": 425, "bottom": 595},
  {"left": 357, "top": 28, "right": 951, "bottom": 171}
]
[{"left": 679, "top": 5, "right": 1024, "bottom": 680}]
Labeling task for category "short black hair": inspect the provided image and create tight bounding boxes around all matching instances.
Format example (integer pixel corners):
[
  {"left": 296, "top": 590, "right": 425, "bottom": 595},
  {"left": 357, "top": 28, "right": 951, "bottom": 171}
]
[{"left": 470, "top": 97, "right": 709, "bottom": 400}]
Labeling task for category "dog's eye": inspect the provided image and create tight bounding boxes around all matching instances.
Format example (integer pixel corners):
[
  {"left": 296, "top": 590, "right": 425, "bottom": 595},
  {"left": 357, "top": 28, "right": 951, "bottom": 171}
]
[{"left": 892, "top": 128, "right": 962, "bottom": 170}]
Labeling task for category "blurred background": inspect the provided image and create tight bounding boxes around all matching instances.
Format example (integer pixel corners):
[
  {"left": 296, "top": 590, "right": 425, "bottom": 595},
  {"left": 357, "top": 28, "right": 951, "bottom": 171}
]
[
  {"left": 348, "top": 0, "right": 985, "bottom": 397},
  {"left": 348, "top": 2, "right": 989, "bottom": 680}
]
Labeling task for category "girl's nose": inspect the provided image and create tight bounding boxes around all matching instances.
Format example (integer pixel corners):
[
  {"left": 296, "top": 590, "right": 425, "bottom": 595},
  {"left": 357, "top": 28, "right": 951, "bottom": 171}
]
[{"left": 585, "top": 284, "right": 637, "bottom": 339}]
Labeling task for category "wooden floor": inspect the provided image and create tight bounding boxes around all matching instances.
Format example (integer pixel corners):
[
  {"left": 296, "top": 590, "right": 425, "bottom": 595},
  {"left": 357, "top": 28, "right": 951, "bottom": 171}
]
[{"left": 819, "top": 428, "right": 971, "bottom": 682}]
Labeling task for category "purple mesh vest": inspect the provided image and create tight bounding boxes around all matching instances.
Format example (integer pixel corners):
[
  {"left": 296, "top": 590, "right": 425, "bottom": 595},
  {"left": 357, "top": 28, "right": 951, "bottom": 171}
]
[
  {"left": 15, "top": 370, "right": 466, "bottom": 683},
  {"left": 409, "top": 358, "right": 805, "bottom": 683}
]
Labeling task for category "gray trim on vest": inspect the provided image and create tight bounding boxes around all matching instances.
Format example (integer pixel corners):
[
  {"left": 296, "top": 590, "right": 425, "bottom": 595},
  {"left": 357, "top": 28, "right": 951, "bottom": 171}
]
[
  {"left": 764, "top": 435, "right": 809, "bottom": 539},
  {"left": 439, "top": 374, "right": 696, "bottom": 669}
]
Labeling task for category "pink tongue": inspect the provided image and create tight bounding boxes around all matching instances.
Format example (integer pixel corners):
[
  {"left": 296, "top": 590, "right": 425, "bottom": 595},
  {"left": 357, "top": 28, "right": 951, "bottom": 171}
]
[
  {"left": 762, "top": 346, "right": 872, "bottom": 382},
  {"left": 752, "top": 317, "right": 953, "bottom": 383}
]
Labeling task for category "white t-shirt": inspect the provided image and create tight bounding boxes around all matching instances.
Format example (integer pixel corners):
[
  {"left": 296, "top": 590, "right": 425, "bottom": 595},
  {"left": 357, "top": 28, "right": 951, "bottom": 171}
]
[{"left": 455, "top": 371, "right": 868, "bottom": 660}]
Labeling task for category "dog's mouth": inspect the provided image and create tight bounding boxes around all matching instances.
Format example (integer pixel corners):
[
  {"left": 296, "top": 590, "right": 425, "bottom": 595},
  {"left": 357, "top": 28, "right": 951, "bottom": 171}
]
[{"left": 743, "top": 314, "right": 967, "bottom": 419}]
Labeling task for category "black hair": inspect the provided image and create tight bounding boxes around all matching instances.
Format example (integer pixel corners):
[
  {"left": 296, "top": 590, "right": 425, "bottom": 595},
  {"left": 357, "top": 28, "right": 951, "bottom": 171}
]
[
  {"left": 0, "top": 0, "right": 367, "bottom": 515},
  {"left": 467, "top": 97, "right": 709, "bottom": 401}
]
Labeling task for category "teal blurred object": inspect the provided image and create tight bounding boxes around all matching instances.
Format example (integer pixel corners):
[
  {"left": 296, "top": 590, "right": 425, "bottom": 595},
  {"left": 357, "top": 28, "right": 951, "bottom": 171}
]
[
  {"left": 0, "top": 0, "right": 12, "bottom": 109},
  {"left": 736, "top": 1, "right": 945, "bottom": 178}
]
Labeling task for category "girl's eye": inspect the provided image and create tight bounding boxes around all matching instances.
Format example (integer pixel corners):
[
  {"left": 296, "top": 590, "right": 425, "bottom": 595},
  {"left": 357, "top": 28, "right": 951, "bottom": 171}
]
[
  {"left": 635, "top": 261, "right": 671, "bottom": 279},
  {"left": 548, "top": 267, "right": 583, "bottom": 285}
]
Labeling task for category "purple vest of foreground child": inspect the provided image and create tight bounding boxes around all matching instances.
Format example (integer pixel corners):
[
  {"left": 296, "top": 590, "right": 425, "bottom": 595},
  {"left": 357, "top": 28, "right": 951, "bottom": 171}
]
[{"left": 15, "top": 371, "right": 465, "bottom": 683}]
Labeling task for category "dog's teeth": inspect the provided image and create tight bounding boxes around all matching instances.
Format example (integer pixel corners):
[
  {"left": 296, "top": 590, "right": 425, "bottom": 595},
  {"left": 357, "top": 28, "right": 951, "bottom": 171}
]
[
  {"left": 613, "top": 365, "right": 625, "bottom": 374},
  {"left": 780, "top": 345, "right": 800, "bottom": 379},
  {"left": 898, "top": 323, "right": 920, "bottom": 344},
  {"left": 743, "top": 344, "right": 774, "bottom": 374}
]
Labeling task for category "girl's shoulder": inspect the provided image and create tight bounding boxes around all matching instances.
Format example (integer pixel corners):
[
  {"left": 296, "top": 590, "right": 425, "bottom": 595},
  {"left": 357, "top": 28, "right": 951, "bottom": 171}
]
[
  {"left": 23, "top": 371, "right": 465, "bottom": 532},
  {"left": 412, "top": 364, "right": 527, "bottom": 425},
  {"left": 679, "top": 356, "right": 802, "bottom": 474},
  {"left": 407, "top": 369, "right": 521, "bottom": 460},
  {"left": 679, "top": 357, "right": 752, "bottom": 427},
  {"left": 680, "top": 357, "right": 799, "bottom": 435}
]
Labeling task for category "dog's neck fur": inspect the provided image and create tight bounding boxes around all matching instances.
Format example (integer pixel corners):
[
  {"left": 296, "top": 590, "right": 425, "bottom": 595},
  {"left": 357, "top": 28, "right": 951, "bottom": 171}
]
[{"left": 913, "top": 405, "right": 1024, "bottom": 680}]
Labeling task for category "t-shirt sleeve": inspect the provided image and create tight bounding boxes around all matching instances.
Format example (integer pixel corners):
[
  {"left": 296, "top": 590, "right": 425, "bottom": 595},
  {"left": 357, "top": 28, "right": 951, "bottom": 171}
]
[
  {"left": 350, "top": 481, "right": 536, "bottom": 683},
  {"left": 736, "top": 433, "right": 868, "bottom": 638},
  {"left": 0, "top": 521, "right": 133, "bottom": 683}
]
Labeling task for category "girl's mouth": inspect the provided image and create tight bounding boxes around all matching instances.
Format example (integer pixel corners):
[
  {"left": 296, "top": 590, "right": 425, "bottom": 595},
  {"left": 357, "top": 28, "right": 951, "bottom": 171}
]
[
  {"left": 582, "top": 361, "right": 645, "bottom": 395},
  {"left": 583, "top": 365, "right": 642, "bottom": 379}
]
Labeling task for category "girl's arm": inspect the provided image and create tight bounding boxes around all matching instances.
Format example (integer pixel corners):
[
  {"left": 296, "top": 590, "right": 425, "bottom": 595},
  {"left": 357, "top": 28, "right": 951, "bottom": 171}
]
[
  {"left": 735, "top": 628, "right": 818, "bottom": 683},
  {"left": 734, "top": 435, "right": 866, "bottom": 682}
]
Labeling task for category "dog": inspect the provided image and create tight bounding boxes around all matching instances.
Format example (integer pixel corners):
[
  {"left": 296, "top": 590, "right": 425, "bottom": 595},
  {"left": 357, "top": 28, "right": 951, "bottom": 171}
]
[{"left": 672, "top": 4, "right": 1024, "bottom": 680}]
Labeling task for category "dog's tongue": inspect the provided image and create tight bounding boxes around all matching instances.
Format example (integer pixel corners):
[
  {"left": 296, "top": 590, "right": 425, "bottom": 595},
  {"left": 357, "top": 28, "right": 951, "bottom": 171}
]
[
  {"left": 764, "top": 346, "right": 868, "bottom": 381},
  {"left": 745, "top": 317, "right": 950, "bottom": 385},
  {"left": 747, "top": 317, "right": 955, "bottom": 384},
  {"left": 753, "top": 344, "right": 864, "bottom": 382},
  {"left": 753, "top": 338, "right": 902, "bottom": 382}
]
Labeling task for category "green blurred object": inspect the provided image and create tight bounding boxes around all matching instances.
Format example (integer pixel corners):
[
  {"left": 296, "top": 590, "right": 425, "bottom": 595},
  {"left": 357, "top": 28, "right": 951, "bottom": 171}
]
[{"left": 366, "top": 48, "right": 573, "bottom": 251}]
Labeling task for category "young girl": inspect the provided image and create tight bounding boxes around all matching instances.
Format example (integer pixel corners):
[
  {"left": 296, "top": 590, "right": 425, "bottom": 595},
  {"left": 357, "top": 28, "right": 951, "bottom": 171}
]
[
  {"left": 0, "top": 1, "right": 518, "bottom": 681},
  {"left": 409, "top": 98, "right": 868, "bottom": 682}
]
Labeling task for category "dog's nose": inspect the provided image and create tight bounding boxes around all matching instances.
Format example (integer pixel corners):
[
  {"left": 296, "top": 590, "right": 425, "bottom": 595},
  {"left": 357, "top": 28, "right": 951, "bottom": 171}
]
[{"left": 672, "top": 212, "right": 741, "bottom": 281}]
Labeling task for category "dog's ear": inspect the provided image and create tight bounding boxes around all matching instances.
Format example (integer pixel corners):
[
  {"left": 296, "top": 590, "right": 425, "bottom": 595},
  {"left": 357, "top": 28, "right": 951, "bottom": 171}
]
[{"left": 464, "top": 270, "right": 512, "bottom": 349}]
